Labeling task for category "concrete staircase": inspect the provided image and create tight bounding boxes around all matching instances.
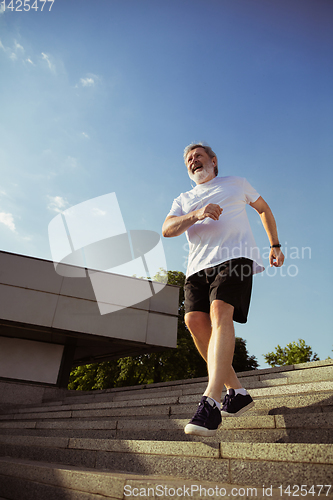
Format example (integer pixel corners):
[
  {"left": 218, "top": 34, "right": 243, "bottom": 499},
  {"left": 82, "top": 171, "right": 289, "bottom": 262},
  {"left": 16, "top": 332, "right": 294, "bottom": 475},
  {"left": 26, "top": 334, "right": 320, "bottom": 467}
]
[{"left": 0, "top": 359, "right": 332, "bottom": 499}]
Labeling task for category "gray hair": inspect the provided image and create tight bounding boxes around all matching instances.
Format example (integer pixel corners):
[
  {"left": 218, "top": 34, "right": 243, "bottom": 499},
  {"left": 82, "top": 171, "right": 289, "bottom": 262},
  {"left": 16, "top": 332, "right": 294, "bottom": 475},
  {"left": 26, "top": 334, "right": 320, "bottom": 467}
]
[{"left": 183, "top": 142, "right": 218, "bottom": 176}]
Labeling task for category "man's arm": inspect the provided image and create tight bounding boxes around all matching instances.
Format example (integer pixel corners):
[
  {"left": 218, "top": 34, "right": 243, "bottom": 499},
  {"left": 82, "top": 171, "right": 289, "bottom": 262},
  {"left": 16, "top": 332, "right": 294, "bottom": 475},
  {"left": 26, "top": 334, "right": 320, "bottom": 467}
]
[
  {"left": 249, "top": 196, "right": 285, "bottom": 267},
  {"left": 162, "top": 203, "right": 223, "bottom": 238}
]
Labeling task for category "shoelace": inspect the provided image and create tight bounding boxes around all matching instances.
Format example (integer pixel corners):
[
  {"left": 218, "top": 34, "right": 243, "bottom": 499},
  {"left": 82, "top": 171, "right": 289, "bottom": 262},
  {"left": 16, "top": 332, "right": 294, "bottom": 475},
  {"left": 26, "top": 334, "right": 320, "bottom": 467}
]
[
  {"left": 222, "top": 393, "right": 232, "bottom": 409},
  {"left": 192, "top": 400, "right": 211, "bottom": 423}
]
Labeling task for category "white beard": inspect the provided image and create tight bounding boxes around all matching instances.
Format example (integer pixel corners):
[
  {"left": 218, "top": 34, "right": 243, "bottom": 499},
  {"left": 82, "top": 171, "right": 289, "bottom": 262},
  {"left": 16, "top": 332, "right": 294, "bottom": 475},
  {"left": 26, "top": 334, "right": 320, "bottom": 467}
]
[{"left": 188, "top": 165, "right": 214, "bottom": 184}]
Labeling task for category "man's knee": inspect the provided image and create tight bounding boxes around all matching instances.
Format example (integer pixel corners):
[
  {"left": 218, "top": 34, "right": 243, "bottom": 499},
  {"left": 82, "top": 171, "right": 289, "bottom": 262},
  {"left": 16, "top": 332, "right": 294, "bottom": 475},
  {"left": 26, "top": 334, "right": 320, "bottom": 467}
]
[
  {"left": 210, "top": 299, "right": 234, "bottom": 322},
  {"left": 185, "top": 311, "right": 210, "bottom": 335},
  {"left": 184, "top": 311, "right": 200, "bottom": 332}
]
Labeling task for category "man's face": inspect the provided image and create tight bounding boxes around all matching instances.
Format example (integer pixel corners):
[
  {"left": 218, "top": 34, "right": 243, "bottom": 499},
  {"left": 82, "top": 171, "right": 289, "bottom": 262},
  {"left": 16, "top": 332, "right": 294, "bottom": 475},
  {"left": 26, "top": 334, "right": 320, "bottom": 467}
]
[{"left": 186, "top": 147, "right": 216, "bottom": 185}]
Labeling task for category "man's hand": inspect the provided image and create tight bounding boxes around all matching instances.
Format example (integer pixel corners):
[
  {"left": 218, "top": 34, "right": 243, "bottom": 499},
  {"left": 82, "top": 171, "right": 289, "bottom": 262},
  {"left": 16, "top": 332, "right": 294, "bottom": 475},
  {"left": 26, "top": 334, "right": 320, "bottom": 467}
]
[
  {"left": 269, "top": 247, "right": 285, "bottom": 267},
  {"left": 196, "top": 203, "right": 223, "bottom": 221},
  {"left": 162, "top": 204, "right": 223, "bottom": 238}
]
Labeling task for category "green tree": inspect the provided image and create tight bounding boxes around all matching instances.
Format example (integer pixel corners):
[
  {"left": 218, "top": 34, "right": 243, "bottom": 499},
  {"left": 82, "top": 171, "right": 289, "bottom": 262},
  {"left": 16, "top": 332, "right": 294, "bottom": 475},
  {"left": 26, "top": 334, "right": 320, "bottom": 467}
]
[
  {"left": 263, "top": 338, "right": 319, "bottom": 367},
  {"left": 233, "top": 337, "right": 259, "bottom": 372},
  {"left": 68, "top": 270, "right": 259, "bottom": 390},
  {"left": 68, "top": 361, "right": 121, "bottom": 391}
]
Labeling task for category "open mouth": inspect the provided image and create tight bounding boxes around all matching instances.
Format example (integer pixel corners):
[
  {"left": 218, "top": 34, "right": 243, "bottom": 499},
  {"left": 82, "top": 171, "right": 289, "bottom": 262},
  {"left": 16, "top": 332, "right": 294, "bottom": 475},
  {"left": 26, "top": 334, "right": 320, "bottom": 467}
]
[{"left": 192, "top": 164, "right": 203, "bottom": 173}]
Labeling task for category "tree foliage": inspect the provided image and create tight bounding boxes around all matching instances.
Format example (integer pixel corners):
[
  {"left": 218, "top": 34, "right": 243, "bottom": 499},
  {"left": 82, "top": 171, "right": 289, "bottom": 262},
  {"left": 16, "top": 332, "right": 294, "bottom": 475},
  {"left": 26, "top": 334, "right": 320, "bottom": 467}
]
[
  {"left": 233, "top": 337, "right": 259, "bottom": 372},
  {"left": 68, "top": 270, "right": 258, "bottom": 391},
  {"left": 263, "top": 338, "right": 319, "bottom": 367}
]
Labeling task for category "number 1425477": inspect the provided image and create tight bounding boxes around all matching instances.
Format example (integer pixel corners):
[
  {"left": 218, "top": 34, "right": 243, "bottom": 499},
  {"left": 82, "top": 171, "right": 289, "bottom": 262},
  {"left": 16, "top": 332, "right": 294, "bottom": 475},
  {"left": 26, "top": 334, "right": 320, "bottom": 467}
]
[{"left": 0, "top": 0, "right": 54, "bottom": 11}]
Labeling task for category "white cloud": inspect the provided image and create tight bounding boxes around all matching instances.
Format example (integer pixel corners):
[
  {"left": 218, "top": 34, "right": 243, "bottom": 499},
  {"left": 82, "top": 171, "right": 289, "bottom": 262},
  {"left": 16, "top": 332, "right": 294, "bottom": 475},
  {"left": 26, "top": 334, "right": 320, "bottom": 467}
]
[
  {"left": 41, "top": 52, "right": 55, "bottom": 72},
  {"left": 0, "top": 39, "right": 27, "bottom": 63},
  {"left": 81, "top": 132, "right": 90, "bottom": 139},
  {"left": 14, "top": 41, "right": 24, "bottom": 52},
  {"left": 80, "top": 77, "right": 95, "bottom": 87},
  {"left": 0, "top": 212, "right": 16, "bottom": 232},
  {"left": 79, "top": 73, "right": 100, "bottom": 88},
  {"left": 0, "top": 38, "right": 59, "bottom": 74},
  {"left": 0, "top": 40, "right": 12, "bottom": 58},
  {"left": 47, "top": 196, "right": 68, "bottom": 213}
]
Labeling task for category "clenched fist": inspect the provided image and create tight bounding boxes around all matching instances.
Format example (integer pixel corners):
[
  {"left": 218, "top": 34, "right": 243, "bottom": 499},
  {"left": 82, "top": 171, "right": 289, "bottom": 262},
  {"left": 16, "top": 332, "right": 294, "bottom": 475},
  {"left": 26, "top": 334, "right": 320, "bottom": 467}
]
[{"left": 196, "top": 203, "right": 223, "bottom": 221}]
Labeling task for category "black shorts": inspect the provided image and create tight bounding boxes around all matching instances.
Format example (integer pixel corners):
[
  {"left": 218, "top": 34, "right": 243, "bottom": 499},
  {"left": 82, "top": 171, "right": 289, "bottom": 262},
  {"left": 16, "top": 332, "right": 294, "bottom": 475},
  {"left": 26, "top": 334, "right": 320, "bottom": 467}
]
[{"left": 184, "top": 258, "right": 253, "bottom": 324}]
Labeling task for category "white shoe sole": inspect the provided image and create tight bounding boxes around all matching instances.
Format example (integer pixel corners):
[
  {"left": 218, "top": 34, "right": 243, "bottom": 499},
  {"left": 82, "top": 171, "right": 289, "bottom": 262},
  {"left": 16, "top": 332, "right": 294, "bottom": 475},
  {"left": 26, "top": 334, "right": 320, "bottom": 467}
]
[
  {"left": 184, "top": 423, "right": 218, "bottom": 437},
  {"left": 221, "top": 400, "right": 255, "bottom": 417}
]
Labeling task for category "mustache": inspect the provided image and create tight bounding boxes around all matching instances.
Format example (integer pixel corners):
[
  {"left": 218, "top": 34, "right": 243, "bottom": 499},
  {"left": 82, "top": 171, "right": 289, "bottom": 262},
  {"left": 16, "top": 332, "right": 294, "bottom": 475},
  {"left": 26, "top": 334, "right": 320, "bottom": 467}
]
[{"left": 192, "top": 162, "right": 203, "bottom": 173}]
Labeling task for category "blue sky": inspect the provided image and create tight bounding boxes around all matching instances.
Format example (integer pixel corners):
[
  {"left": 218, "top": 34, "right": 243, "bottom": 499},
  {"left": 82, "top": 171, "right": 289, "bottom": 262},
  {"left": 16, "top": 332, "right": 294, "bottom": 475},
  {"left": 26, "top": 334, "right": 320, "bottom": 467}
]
[{"left": 0, "top": 0, "right": 332, "bottom": 367}]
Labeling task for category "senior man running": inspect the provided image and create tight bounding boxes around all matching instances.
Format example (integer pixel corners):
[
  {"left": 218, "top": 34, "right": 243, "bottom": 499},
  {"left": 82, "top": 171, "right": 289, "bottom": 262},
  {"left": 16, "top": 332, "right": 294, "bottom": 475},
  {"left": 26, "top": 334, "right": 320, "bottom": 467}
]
[{"left": 162, "top": 143, "right": 284, "bottom": 436}]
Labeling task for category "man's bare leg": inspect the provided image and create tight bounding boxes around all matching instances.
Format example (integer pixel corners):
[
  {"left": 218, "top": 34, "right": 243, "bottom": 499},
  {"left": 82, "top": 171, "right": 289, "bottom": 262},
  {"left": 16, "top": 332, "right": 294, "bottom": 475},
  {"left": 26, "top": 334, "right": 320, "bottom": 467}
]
[
  {"left": 204, "top": 300, "right": 239, "bottom": 401},
  {"left": 184, "top": 311, "right": 211, "bottom": 360},
  {"left": 184, "top": 301, "right": 254, "bottom": 434},
  {"left": 185, "top": 307, "right": 242, "bottom": 394}
]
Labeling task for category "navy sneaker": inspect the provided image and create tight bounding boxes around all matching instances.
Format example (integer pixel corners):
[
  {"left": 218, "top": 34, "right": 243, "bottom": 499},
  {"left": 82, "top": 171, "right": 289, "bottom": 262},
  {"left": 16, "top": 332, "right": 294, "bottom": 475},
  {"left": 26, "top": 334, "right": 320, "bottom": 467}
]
[
  {"left": 184, "top": 396, "right": 222, "bottom": 436},
  {"left": 221, "top": 389, "right": 255, "bottom": 417}
]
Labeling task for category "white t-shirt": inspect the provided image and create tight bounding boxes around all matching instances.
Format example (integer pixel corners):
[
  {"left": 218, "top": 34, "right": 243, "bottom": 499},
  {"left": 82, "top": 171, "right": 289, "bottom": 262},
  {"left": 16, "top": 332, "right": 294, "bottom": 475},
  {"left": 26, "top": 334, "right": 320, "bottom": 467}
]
[{"left": 167, "top": 176, "right": 265, "bottom": 278}]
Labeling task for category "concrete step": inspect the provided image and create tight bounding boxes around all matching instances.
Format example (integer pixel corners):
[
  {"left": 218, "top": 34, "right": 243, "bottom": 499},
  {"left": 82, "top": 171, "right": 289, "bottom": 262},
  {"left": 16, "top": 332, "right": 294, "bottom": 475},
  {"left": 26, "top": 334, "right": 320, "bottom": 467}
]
[
  {"left": 0, "top": 456, "right": 126, "bottom": 500},
  {"left": 0, "top": 412, "right": 332, "bottom": 444},
  {"left": 1, "top": 381, "right": 332, "bottom": 424},
  {"left": 1, "top": 362, "right": 332, "bottom": 497},
  {"left": 48, "top": 364, "right": 333, "bottom": 407},
  {"left": 0, "top": 435, "right": 332, "bottom": 488},
  {"left": 3, "top": 359, "right": 331, "bottom": 413},
  {"left": 179, "top": 381, "right": 333, "bottom": 404},
  {"left": 172, "top": 390, "right": 333, "bottom": 418},
  {"left": 0, "top": 457, "right": 304, "bottom": 500}
]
